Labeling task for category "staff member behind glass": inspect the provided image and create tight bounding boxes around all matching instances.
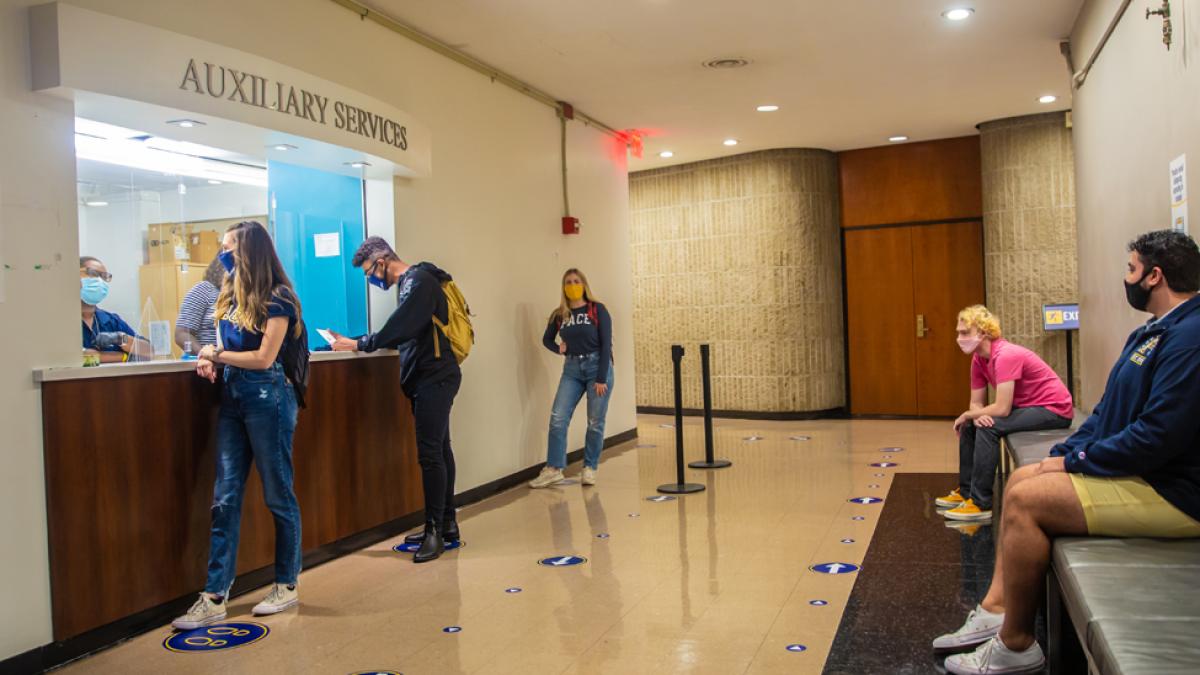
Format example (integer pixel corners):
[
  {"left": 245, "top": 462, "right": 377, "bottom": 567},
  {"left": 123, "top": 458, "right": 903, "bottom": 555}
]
[
  {"left": 329, "top": 237, "right": 463, "bottom": 564},
  {"left": 175, "top": 256, "right": 225, "bottom": 355},
  {"left": 173, "top": 221, "right": 304, "bottom": 630},
  {"left": 529, "top": 269, "right": 614, "bottom": 489},
  {"left": 80, "top": 256, "right": 152, "bottom": 363}
]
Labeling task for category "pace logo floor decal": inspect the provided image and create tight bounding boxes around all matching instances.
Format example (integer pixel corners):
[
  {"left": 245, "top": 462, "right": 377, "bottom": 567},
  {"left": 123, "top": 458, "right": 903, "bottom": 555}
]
[
  {"left": 848, "top": 497, "right": 883, "bottom": 505},
  {"left": 871, "top": 462, "right": 900, "bottom": 468},
  {"left": 394, "top": 540, "right": 465, "bottom": 554},
  {"left": 164, "top": 622, "right": 269, "bottom": 653},
  {"left": 350, "top": 671, "right": 403, "bottom": 675},
  {"left": 646, "top": 495, "right": 676, "bottom": 502},
  {"left": 786, "top": 644, "right": 808, "bottom": 653},
  {"left": 810, "top": 562, "right": 860, "bottom": 575},
  {"left": 538, "top": 555, "right": 588, "bottom": 567}
]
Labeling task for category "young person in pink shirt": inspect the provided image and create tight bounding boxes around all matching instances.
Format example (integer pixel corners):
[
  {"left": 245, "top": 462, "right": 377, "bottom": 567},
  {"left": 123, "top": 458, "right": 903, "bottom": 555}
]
[{"left": 936, "top": 305, "right": 1074, "bottom": 522}]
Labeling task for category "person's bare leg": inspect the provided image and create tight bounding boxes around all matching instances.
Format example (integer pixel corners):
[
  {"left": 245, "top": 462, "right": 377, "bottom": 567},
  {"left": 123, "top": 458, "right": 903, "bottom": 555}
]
[
  {"left": 979, "top": 463, "right": 1042, "bottom": 613},
  {"left": 996, "top": 472, "right": 1088, "bottom": 651}
]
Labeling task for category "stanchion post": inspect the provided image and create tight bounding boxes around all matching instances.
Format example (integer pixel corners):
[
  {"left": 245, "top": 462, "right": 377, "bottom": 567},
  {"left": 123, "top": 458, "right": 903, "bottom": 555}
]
[
  {"left": 659, "top": 345, "right": 705, "bottom": 495},
  {"left": 689, "top": 344, "right": 731, "bottom": 470}
]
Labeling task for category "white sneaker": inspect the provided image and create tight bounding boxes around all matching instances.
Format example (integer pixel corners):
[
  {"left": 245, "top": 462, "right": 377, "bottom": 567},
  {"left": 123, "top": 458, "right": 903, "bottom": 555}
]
[
  {"left": 581, "top": 467, "right": 597, "bottom": 486},
  {"left": 529, "top": 467, "right": 565, "bottom": 489},
  {"left": 252, "top": 583, "right": 298, "bottom": 616},
  {"left": 933, "top": 605, "right": 1005, "bottom": 651},
  {"left": 172, "top": 593, "right": 226, "bottom": 630},
  {"left": 944, "top": 635, "right": 1045, "bottom": 674}
]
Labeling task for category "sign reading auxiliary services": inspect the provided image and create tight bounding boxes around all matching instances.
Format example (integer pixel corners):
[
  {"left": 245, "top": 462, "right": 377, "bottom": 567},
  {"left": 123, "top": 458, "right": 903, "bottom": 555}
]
[
  {"left": 1171, "top": 155, "right": 1188, "bottom": 234},
  {"left": 29, "top": 2, "right": 430, "bottom": 177}
]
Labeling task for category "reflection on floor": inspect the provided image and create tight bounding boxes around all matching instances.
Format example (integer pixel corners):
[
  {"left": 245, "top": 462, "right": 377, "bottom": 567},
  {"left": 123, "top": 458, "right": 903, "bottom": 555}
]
[
  {"left": 57, "top": 416, "right": 960, "bottom": 675},
  {"left": 824, "top": 473, "right": 998, "bottom": 675}
]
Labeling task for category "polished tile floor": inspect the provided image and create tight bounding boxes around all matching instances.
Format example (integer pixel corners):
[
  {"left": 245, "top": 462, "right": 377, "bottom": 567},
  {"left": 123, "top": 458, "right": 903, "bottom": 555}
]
[{"left": 58, "top": 416, "right": 961, "bottom": 675}]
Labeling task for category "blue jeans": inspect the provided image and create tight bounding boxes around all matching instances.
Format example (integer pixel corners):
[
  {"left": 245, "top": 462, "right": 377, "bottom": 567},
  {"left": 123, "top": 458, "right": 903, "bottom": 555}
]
[
  {"left": 547, "top": 353, "right": 614, "bottom": 470},
  {"left": 205, "top": 363, "right": 302, "bottom": 595}
]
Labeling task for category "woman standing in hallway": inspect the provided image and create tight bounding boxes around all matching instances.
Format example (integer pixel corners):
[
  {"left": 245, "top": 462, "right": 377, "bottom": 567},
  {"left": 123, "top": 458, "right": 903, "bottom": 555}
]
[
  {"left": 530, "top": 269, "right": 615, "bottom": 488},
  {"left": 936, "top": 305, "right": 1073, "bottom": 523},
  {"left": 173, "top": 221, "right": 305, "bottom": 630}
]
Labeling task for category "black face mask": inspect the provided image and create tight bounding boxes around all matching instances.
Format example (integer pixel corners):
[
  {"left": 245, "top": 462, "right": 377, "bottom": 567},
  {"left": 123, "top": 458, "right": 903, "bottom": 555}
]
[{"left": 1124, "top": 269, "right": 1154, "bottom": 312}]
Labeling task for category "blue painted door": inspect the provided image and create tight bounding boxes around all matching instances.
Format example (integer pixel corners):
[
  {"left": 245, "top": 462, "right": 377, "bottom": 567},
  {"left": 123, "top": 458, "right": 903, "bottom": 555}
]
[{"left": 268, "top": 161, "right": 367, "bottom": 350}]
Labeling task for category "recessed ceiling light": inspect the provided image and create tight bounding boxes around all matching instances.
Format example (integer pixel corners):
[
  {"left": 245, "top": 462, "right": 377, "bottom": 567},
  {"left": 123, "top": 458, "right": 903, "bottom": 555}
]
[
  {"left": 166, "top": 119, "right": 205, "bottom": 128},
  {"left": 1038, "top": 95, "right": 1058, "bottom": 104},
  {"left": 85, "top": 200, "right": 108, "bottom": 207},
  {"left": 344, "top": 161, "right": 372, "bottom": 168},
  {"left": 942, "top": 8, "right": 974, "bottom": 21},
  {"left": 659, "top": 151, "right": 674, "bottom": 158},
  {"left": 889, "top": 135, "right": 909, "bottom": 142},
  {"left": 271, "top": 143, "right": 298, "bottom": 151},
  {"left": 756, "top": 105, "right": 780, "bottom": 113},
  {"left": 207, "top": 179, "right": 223, "bottom": 185},
  {"left": 723, "top": 139, "right": 739, "bottom": 147}
]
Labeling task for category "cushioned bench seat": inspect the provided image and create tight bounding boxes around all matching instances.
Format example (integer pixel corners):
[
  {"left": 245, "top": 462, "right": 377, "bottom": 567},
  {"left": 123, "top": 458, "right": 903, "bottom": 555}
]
[
  {"left": 1051, "top": 537, "right": 1200, "bottom": 674},
  {"left": 1001, "top": 411, "right": 1084, "bottom": 471}
]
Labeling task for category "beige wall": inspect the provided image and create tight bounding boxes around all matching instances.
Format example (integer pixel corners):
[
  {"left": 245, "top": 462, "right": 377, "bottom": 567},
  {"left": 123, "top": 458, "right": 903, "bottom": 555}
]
[
  {"left": 1070, "top": 0, "right": 1200, "bottom": 408},
  {"left": 979, "top": 112, "right": 1081, "bottom": 397},
  {"left": 629, "top": 149, "right": 844, "bottom": 414},
  {"left": 0, "top": 0, "right": 634, "bottom": 659}
]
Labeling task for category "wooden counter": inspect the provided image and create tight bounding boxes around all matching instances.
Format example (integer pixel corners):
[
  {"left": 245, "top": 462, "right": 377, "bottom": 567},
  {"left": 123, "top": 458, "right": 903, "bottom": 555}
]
[{"left": 40, "top": 353, "right": 420, "bottom": 640}]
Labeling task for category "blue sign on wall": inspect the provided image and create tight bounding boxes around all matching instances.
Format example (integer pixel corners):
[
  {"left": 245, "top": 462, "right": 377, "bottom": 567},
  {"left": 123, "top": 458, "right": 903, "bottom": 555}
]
[
  {"left": 1044, "top": 303, "right": 1080, "bottom": 331},
  {"left": 164, "top": 622, "right": 268, "bottom": 653}
]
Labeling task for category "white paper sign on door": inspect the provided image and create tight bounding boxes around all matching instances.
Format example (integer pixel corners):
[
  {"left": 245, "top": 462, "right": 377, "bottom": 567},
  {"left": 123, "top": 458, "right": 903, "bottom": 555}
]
[
  {"left": 314, "top": 232, "right": 341, "bottom": 258},
  {"left": 1171, "top": 154, "right": 1188, "bottom": 233}
]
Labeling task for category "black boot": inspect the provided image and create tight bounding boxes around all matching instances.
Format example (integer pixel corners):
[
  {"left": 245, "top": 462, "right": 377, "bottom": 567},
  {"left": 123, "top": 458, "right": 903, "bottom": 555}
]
[
  {"left": 404, "top": 515, "right": 460, "bottom": 544},
  {"left": 413, "top": 521, "right": 443, "bottom": 563}
]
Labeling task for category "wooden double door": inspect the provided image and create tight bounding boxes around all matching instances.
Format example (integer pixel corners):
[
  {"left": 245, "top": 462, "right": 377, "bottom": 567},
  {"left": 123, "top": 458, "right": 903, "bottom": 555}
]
[{"left": 845, "top": 221, "right": 985, "bottom": 417}]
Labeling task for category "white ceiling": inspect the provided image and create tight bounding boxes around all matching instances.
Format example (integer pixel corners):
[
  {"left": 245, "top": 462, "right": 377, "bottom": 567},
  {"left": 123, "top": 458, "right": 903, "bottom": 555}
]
[{"left": 365, "top": 0, "right": 1083, "bottom": 170}]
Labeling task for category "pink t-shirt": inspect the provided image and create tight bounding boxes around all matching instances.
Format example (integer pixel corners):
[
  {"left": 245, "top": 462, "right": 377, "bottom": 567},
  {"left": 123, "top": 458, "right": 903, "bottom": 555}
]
[{"left": 970, "top": 339, "right": 1074, "bottom": 419}]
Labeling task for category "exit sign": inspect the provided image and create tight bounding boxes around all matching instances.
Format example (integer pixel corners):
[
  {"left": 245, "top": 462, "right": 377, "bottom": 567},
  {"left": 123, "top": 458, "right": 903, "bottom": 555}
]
[{"left": 1043, "top": 304, "right": 1080, "bottom": 331}]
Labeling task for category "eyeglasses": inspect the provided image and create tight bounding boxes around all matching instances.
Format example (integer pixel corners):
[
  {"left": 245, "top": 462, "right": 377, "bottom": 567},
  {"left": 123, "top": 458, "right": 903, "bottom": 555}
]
[{"left": 83, "top": 268, "right": 113, "bottom": 282}]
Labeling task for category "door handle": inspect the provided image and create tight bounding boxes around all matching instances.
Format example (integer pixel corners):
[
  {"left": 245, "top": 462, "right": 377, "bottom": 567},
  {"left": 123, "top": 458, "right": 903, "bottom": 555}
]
[{"left": 917, "top": 314, "right": 928, "bottom": 339}]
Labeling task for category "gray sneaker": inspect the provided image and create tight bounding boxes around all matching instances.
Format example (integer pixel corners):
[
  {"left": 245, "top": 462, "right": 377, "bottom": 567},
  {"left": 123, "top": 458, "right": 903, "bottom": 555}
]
[
  {"left": 944, "top": 635, "right": 1045, "bottom": 674},
  {"left": 172, "top": 594, "right": 226, "bottom": 631},
  {"left": 933, "top": 605, "right": 1004, "bottom": 651},
  {"left": 252, "top": 583, "right": 298, "bottom": 616},
  {"left": 529, "top": 467, "right": 565, "bottom": 489}
]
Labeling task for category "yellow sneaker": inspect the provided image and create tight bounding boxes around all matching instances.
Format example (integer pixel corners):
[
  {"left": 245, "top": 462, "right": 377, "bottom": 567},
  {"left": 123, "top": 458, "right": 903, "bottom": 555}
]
[
  {"left": 944, "top": 498, "right": 993, "bottom": 522},
  {"left": 935, "top": 488, "right": 966, "bottom": 508}
]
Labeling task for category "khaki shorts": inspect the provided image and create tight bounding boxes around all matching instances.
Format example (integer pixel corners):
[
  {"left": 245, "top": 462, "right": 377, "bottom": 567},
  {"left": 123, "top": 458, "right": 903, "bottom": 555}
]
[{"left": 1070, "top": 474, "right": 1200, "bottom": 538}]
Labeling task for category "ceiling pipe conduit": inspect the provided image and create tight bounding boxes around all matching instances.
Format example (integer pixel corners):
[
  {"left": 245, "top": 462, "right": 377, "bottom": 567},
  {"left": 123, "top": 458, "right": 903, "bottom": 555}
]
[
  {"left": 1072, "top": 0, "right": 1135, "bottom": 89},
  {"left": 327, "top": 0, "right": 626, "bottom": 141}
]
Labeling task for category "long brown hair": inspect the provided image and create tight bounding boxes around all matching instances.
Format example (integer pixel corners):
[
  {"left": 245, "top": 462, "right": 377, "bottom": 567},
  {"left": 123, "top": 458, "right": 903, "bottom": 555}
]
[
  {"left": 214, "top": 221, "right": 302, "bottom": 338},
  {"left": 548, "top": 268, "right": 600, "bottom": 326}
]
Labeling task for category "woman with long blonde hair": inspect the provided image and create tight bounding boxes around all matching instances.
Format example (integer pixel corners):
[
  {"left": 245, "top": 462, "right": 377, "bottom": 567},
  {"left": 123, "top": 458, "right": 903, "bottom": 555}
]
[
  {"left": 530, "top": 268, "right": 615, "bottom": 488},
  {"left": 174, "top": 220, "right": 305, "bottom": 629}
]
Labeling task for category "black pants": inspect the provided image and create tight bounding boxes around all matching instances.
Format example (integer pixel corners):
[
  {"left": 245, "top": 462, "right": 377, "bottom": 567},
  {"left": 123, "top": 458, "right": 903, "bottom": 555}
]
[
  {"left": 958, "top": 406, "right": 1071, "bottom": 509},
  {"left": 409, "top": 372, "right": 460, "bottom": 526}
]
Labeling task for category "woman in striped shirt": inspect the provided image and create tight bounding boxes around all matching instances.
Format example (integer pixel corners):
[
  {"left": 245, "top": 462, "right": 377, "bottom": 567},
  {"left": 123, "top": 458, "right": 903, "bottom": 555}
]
[{"left": 174, "top": 256, "right": 225, "bottom": 355}]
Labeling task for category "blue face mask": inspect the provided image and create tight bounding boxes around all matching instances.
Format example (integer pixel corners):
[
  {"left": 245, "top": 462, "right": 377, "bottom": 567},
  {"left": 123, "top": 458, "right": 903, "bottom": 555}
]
[
  {"left": 367, "top": 260, "right": 392, "bottom": 290},
  {"left": 81, "top": 277, "right": 110, "bottom": 306},
  {"left": 218, "top": 249, "right": 236, "bottom": 274}
]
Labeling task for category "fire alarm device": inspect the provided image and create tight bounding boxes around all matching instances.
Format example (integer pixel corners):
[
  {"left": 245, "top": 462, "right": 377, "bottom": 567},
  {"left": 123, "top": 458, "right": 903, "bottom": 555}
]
[{"left": 562, "top": 216, "right": 580, "bottom": 235}]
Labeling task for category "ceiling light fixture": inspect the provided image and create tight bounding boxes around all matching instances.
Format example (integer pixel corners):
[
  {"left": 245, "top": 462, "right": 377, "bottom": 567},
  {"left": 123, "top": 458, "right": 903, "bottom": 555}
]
[
  {"left": 85, "top": 200, "right": 109, "bottom": 207},
  {"left": 889, "top": 135, "right": 909, "bottom": 142},
  {"left": 756, "top": 105, "right": 780, "bottom": 113},
  {"left": 1038, "top": 95, "right": 1058, "bottom": 104},
  {"left": 659, "top": 151, "right": 674, "bottom": 158},
  {"left": 344, "top": 161, "right": 372, "bottom": 168},
  {"left": 271, "top": 143, "right": 298, "bottom": 151},
  {"left": 207, "top": 179, "right": 223, "bottom": 185},
  {"left": 942, "top": 8, "right": 974, "bottom": 21},
  {"left": 723, "top": 139, "right": 739, "bottom": 146},
  {"left": 166, "top": 119, "right": 206, "bottom": 128}
]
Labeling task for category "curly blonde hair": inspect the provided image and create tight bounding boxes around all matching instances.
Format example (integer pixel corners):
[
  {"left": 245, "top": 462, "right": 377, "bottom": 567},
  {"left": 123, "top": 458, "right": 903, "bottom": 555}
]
[{"left": 958, "top": 305, "right": 1002, "bottom": 339}]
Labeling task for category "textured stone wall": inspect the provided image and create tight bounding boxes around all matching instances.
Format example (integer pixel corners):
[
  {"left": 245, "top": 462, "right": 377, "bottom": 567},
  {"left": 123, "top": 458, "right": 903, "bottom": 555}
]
[
  {"left": 979, "top": 112, "right": 1080, "bottom": 394},
  {"left": 628, "top": 149, "right": 844, "bottom": 413}
]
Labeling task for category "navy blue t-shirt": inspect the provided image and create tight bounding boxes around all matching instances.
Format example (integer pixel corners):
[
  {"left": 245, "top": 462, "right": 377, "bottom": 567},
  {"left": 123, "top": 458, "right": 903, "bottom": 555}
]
[
  {"left": 218, "top": 292, "right": 297, "bottom": 362},
  {"left": 82, "top": 308, "right": 139, "bottom": 352},
  {"left": 542, "top": 302, "right": 613, "bottom": 383}
]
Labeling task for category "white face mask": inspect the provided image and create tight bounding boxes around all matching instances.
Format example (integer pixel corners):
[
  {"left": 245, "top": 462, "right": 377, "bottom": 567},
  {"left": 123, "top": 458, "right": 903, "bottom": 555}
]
[{"left": 957, "top": 335, "right": 983, "bottom": 354}]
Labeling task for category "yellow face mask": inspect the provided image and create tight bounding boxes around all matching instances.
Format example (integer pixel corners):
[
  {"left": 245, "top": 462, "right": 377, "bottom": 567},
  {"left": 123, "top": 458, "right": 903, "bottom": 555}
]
[{"left": 564, "top": 283, "right": 585, "bottom": 301}]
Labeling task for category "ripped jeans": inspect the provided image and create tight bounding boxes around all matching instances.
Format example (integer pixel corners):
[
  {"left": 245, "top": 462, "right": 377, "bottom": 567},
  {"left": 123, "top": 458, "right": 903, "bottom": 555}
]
[
  {"left": 204, "top": 363, "right": 301, "bottom": 596},
  {"left": 546, "top": 353, "right": 615, "bottom": 470}
]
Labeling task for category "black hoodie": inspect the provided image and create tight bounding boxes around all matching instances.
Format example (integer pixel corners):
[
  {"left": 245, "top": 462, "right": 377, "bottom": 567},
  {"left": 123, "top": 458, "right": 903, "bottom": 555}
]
[{"left": 357, "top": 262, "right": 461, "bottom": 394}]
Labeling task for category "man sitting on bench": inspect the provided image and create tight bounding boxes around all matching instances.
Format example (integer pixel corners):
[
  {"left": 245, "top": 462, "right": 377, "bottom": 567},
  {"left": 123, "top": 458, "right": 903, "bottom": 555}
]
[{"left": 935, "top": 230, "right": 1200, "bottom": 675}]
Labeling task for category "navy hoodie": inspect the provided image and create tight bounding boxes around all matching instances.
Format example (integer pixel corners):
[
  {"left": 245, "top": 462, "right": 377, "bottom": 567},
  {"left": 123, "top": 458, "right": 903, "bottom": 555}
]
[
  {"left": 357, "top": 262, "right": 460, "bottom": 394},
  {"left": 1051, "top": 294, "right": 1200, "bottom": 522}
]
